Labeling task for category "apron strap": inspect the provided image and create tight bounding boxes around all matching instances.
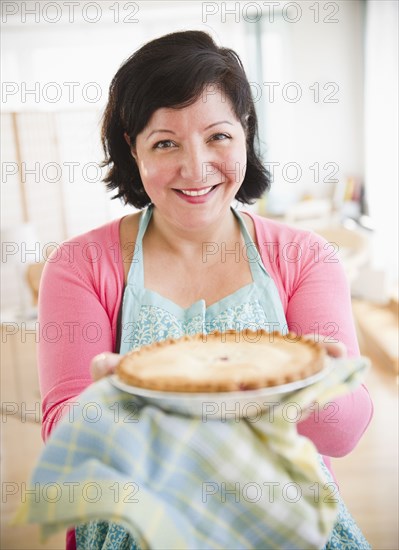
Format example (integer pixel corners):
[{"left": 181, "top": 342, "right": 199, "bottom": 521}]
[
  {"left": 126, "top": 205, "right": 153, "bottom": 287},
  {"left": 232, "top": 208, "right": 269, "bottom": 282},
  {"left": 136, "top": 205, "right": 153, "bottom": 243}
]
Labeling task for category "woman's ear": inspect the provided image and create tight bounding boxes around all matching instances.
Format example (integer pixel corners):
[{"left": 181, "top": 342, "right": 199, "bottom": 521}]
[{"left": 123, "top": 132, "right": 137, "bottom": 160}]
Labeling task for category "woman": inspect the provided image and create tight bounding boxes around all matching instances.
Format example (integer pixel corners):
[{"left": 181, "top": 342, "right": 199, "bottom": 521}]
[{"left": 38, "top": 31, "right": 373, "bottom": 549}]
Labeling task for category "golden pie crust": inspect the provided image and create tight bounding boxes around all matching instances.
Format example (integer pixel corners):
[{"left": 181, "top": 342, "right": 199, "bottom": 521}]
[{"left": 116, "top": 330, "right": 326, "bottom": 393}]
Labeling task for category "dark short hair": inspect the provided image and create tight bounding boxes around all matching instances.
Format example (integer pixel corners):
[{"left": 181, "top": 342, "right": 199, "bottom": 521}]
[{"left": 101, "top": 30, "right": 270, "bottom": 208}]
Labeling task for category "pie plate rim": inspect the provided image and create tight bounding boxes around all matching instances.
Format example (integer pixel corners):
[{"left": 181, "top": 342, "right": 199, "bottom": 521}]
[{"left": 108, "top": 357, "right": 334, "bottom": 417}]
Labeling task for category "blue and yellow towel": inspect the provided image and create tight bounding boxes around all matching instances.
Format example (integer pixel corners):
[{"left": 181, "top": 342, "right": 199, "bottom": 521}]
[{"left": 15, "top": 357, "right": 369, "bottom": 549}]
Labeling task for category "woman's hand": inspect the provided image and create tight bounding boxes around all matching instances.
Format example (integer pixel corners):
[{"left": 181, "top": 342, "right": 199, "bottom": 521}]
[
  {"left": 303, "top": 334, "right": 347, "bottom": 358},
  {"left": 90, "top": 352, "right": 122, "bottom": 381}
]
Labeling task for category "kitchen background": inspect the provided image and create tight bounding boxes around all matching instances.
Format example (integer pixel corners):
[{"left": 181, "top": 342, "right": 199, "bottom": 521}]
[{"left": 1, "top": 1, "right": 398, "bottom": 548}]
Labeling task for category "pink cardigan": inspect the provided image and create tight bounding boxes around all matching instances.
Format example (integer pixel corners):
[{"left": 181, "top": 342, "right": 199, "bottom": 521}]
[{"left": 38, "top": 211, "right": 373, "bottom": 460}]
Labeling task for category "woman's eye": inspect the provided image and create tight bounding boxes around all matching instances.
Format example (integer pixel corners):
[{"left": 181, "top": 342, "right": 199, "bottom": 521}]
[
  {"left": 210, "top": 133, "right": 231, "bottom": 142},
  {"left": 153, "top": 140, "right": 175, "bottom": 149}
]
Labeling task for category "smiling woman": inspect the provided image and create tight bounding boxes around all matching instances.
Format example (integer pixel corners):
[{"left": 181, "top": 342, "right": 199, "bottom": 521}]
[
  {"left": 126, "top": 90, "right": 247, "bottom": 232},
  {"left": 36, "top": 30, "right": 373, "bottom": 550},
  {"left": 101, "top": 30, "right": 269, "bottom": 209}
]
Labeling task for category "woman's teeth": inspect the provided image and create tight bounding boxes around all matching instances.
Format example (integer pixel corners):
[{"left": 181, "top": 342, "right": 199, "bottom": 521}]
[{"left": 179, "top": 186, "right": 214, "bottom": 196}]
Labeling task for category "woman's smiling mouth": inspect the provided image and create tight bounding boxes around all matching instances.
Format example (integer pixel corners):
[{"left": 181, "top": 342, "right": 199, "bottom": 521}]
[
  {"left": 174, "top": 185, "right": 218, "bottom": 197},
  {"left": 178, "top": 186, "right": 215, "bottom": 196}
]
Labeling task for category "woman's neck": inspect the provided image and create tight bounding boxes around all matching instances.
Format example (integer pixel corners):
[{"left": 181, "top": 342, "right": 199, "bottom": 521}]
[{"left": 147, "top": 206, "right": 241, "bottom": 259}]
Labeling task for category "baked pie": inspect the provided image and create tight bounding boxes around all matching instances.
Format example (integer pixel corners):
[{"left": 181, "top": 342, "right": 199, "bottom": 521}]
[{"left": 116, "top": 329, "right": 326, "bottom": 393}]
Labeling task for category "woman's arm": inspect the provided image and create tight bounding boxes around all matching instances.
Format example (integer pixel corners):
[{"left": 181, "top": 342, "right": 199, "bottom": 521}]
[
  {"left": 285, "top": 232, "right": 373, "bottom": 456},
  {"left": 38, "top": 224, "right": 123, "bottom": 441}
]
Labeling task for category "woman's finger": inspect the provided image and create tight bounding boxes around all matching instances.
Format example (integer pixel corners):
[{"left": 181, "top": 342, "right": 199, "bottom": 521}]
[
  {"left": 321, "top": 340, "right": 347, "bottom": 358},
  {"left": 303, "top": 334, "right": 347, "bottom": 358},
  {"left": 90, "top": 352, "right": 122, "bottom": 381}
]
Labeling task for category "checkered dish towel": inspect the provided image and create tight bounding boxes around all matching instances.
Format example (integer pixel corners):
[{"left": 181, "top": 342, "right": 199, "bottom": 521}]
[{"left": 14, "top": 356, "right": 369, "bottom": 550}]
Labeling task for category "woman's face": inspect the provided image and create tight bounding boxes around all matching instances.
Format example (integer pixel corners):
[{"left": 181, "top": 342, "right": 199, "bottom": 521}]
[{"left": 132, "top": 88, "right": 247, "bottom": 231}]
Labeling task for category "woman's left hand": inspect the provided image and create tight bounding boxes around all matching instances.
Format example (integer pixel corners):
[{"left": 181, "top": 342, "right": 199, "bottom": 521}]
[{"left": 303, "top": 334, "right": 347, "bottom": 358}]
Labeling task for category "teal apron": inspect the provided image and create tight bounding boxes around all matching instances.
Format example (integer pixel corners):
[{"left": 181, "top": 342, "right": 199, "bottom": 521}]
[
  {"left": 119, "top": 205, "right": 288, "bottom": 354},
  {"left": 76, "top": 206, "right": 370, "bottom": 550}
]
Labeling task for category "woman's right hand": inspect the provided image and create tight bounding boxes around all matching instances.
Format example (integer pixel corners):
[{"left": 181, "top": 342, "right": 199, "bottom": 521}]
[{"left": 90, "top": 352, "right": 122, "bottom": 381}]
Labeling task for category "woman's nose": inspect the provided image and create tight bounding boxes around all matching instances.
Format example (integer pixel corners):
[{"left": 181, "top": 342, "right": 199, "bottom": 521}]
[{"left": 179, "top": 146, "right": 209, "bottom": 184}]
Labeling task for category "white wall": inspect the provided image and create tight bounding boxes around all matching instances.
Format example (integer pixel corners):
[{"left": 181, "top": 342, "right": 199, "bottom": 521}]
[
  {"left": 1, "top": 1, "right": 368, "bottom": 310},
  {"left": 258, "top": 0, "right": 365, "bottom": 209},
  {"left": 364, "top": 0, "right": 399, "bottom": 281}
]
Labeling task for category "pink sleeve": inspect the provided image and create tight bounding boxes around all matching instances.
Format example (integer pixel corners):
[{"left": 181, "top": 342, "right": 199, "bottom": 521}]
[
  {"left": 251, "top": 215, "right": 373, "bottom": 457},
  {"left": 287, "top": 233, "right": 373, "bottom": 456},
  {"left": 38, "top": 224, "right": 123, "bottom": 442}
]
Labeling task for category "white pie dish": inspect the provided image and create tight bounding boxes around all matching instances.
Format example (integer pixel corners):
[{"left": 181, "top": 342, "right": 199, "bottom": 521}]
[{"left": 109, "top": 358, "right": 334, "bottom": 420}]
